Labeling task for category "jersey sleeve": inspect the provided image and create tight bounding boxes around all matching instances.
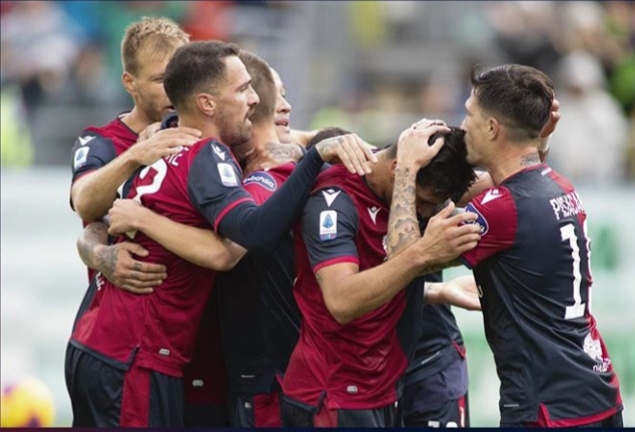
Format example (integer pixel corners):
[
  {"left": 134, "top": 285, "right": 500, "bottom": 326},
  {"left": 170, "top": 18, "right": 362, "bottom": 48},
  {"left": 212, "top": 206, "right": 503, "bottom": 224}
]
[
  {"left": 301, "top": 188, "right": 360, "bottom": 273},
  {"left": 216, "top": 147, "right": 325, "bottom": 253},
  {"left": 187, "top": 140, "right": 255, "bottom": 230},
  {"left": 242, "top": 170, "right": 279, "bottom": 205},
  {"left": 460, "top": 186, "right": 518, "bottom": 269},
  {"left": 70, "top": 131, "right": 118, "bottom": 183}
]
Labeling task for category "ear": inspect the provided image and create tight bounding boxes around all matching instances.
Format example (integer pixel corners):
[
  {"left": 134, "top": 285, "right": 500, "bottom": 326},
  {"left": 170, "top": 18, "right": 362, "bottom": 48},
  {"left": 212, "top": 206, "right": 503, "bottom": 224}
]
[
  {"left": 121, "top": 72, "right": 137, "bottom": 96},
  {"left": 487, "top": 117, "right": 500, "bottom": 141},
  {"left": 195, "top": 93, "right": 216, "bottom": 117},
  {"left": 389, "top": 159, "right": 398, "bottom": 179}
]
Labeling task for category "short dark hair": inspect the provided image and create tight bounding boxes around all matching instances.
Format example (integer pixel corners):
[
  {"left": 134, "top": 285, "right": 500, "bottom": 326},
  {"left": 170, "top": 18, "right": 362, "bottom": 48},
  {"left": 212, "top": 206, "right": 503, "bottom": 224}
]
[
  {"left": 164, "top": 40, "right": 240, "bottom": 112},
  {"left": 238, "top": 50, "right": 276, "bottom": 125},
  {"left": 306, "top": 127, "right": 352, "bottom": 150},
  {"left": 415, "top": 127, "right": 476, "bottom": 202},
  {"left": 470, "top": 64, "right": 554, "bottom": 141}
]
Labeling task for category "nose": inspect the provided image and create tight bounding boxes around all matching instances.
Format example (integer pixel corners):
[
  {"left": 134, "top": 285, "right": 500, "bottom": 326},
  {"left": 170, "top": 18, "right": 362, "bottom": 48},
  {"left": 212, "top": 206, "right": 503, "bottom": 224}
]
[
  {"left": 278, "top": 96, "right": 291, "bottom": 114},
  {"left": 248, "top": 87, "right": 259, "bottom": 107}
]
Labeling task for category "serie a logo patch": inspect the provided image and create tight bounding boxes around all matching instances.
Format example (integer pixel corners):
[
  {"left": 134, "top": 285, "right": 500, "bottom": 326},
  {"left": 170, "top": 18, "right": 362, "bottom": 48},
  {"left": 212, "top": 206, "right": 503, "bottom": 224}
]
[
  {"left": 319, "top": 210, "right": 337, "bottom": 241},
  {"left": 218, "top": 163, "right": 238, "bottom": 187}
]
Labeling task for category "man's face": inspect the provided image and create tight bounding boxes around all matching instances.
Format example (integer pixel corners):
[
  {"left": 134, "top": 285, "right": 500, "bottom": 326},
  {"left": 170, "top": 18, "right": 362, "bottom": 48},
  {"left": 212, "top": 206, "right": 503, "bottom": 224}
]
[
  {"left": 215, "top": 55, "right": 260, "bottom": 147},
  {"left": 415, "top": 186, "right": 447, "bottom": 219},
  {"left": 271, "top": 68, "right": 292, "bottom": 143},
  {"left": 133, "top": 48, "right": 179, "bottom": 123},
  {"left": 460, "top": 90, "right": 489, "bottom": 166}
]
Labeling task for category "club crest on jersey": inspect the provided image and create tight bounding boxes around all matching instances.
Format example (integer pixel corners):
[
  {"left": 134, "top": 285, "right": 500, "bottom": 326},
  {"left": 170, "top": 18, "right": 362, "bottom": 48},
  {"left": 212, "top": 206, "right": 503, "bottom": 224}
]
[
  {"left": 218, "top": 162, "right": 238, "bottom": 187},
  {"left": 319, "top": 210, "right": 337, "bottom": 241},
  {"left": 463, "top": 203, "right": 489, "bottom": 236},
  {"left": 243, "top": 172, "right": 277, "bottom": 192},
  {"left": 73, "top": 147, "right": 90, "bottom": 169}
]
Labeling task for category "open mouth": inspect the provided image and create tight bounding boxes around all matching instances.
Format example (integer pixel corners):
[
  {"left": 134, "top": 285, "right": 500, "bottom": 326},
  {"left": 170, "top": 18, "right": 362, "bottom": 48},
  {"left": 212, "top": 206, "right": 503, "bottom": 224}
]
[{"left": 275, "top": 118, "right": 290, "bottom": 128}]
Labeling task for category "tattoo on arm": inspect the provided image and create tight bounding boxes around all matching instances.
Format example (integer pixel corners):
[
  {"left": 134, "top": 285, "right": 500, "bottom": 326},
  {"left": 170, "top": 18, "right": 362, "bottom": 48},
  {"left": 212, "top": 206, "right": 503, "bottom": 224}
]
[
  {"left": 266, "top": 142, "right": 303, "bottom": 164},
  {"left": 386, "top": 166, "right": 420, "bottom": 257},
  {"left": 520, "top": 153, "right": 541, "bottom": 166},
  {"left": 95, "top": 246, "right": 119, "bottom": 281},
  {"left": 77, "top": 222, "right": 109, "bottom": 268}
]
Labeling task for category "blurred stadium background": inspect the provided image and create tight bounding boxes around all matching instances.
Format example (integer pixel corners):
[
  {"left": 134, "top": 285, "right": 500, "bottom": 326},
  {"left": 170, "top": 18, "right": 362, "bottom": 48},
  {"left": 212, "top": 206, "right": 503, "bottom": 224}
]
[{"left": 1, "top": 0, "right": 633, "bottom": 426}]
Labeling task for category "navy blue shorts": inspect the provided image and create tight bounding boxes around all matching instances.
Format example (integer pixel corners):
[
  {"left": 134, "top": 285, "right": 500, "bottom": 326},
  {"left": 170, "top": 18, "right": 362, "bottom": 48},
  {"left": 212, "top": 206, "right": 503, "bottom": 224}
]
[
  {"left": 281, "top": 397, "right": 397, "bottom": 427},
  {"left": 65, "top": 343, "right": 183, "bottom": 427}
]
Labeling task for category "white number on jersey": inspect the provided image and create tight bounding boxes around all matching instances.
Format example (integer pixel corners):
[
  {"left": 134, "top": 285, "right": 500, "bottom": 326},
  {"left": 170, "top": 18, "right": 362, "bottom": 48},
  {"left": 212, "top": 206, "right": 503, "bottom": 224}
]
[{"left": 561, "top": 223, "right": 589, "bottom": 319}]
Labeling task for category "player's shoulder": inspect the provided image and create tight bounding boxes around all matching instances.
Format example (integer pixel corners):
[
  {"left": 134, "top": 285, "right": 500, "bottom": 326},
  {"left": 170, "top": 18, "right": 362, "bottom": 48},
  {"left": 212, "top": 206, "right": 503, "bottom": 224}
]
[{"left": 465, "top": 185, "right": 517, "bottom": 234}]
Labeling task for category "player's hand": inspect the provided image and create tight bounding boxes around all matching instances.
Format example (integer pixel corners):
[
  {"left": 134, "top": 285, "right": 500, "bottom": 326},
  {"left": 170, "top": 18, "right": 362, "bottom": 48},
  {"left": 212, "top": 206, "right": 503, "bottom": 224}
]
[
  {"left": 397, "top": 118, "right": 450, "bottom": 168},
  {"left": 93, "top": 242, "right": 167, "bottom": 294},
  {"left": 243, "top": 142, "right": 303, "bottom": 175},
  {"left": 426, "top": 275, "right": 481, "bottom": 311},
  {"left": 314, "top": 133, "right": 378, "bottom": 175},
  {"left": 108, "top": 199, "right": 148, "bottom": 236},
  {"left": 414, "top": 202, "right": 481, "bottom": 264},
  {"left": 137, "top": 122, "right": 162, "bottom": 142},
  {"left": 128, "top": 126, "right": 202, "bottom": 167},
  {"left": 539, "top": 98, "right": 561, "bottom": 139}
]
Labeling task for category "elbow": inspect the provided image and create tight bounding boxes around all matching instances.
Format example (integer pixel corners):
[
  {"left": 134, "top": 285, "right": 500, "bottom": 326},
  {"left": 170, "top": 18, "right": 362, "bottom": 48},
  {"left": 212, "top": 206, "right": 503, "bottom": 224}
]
[
  {"left": 72, "top": 193, "right": 104, "bottom": 222},
  {"left": 324, "top": 296, "right": 355, "bottom": 325},
  {"left": 201, "top": 251, "right": 241, "bottom": 271}
]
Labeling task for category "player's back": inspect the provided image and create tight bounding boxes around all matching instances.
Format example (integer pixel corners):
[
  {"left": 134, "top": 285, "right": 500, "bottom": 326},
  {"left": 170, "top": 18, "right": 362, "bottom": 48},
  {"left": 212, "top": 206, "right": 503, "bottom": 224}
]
[
  {"left": 463, "top": 164, "right": 621, "bottom": 425},
  {"left": 71, "top": 140, "right": 218, "bottom": 378}
]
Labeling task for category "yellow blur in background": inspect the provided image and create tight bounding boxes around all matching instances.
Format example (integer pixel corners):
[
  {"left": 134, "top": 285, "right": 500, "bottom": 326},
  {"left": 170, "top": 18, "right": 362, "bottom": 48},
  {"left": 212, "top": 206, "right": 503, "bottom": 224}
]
[{"left": 1, "top": 376, "right": 56, "bottom": 428}]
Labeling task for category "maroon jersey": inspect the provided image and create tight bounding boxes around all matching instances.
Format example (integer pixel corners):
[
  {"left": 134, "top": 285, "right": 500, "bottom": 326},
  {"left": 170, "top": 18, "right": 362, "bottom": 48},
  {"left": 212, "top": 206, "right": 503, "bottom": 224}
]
[
  {"left": 69, "top": 114, "right": 138, "bottom": 281},
  {"left": 283, "top": 164, "right": 411, "bottom": 410},
  {"left": 461, "top": 164, "right": 622, "bottom": 426},
  {"left": 70, "top": 138, "right": 256, "bottom": 377}
]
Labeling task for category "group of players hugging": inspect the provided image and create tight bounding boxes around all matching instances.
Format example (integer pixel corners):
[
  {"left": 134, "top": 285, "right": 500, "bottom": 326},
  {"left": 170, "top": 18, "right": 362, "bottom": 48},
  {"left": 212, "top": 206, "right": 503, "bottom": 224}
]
[{"left": 64, "top": 17, "right": 623, "bottom": 428}]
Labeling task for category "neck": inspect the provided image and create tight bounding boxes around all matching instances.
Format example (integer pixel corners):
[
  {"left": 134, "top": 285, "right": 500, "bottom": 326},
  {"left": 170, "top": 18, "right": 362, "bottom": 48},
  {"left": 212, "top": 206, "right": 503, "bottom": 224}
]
[
  {"left": 233, "top": 121, "right": 279, "bottom": 162},
  {"left": 484, "top": 140, "right": 541, "bottom": 185},
  {"left": 120, "top": 106, "right": 153, "bottom": 134},
  {"left": 364, "top": 150, "right": 392, "bottom": 204},
  {"left": 178, "top": 113, "right": 220, "bottom": 143}
]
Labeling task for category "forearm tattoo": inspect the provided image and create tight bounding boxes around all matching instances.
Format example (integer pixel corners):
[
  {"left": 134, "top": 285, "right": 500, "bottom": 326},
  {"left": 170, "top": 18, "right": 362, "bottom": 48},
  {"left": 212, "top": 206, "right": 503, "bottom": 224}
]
[
  {"left": 266, "top": 142, "right": 303, "bottom": 164},
  {"left": 78, "top": 222, "right": 109, "bottom": 268},
  {"left": 386, "top": 166, "right": 420, "bottom": 257},
  {"left": 95, "top": 246, "right": 119, "bottom": 281}
]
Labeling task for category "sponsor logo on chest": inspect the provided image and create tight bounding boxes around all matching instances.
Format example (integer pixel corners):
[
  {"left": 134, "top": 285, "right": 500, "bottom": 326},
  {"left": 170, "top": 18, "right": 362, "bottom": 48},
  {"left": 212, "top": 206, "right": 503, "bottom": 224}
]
[{"left": 243, "top": 172, "right": 277, "bottom": 191}]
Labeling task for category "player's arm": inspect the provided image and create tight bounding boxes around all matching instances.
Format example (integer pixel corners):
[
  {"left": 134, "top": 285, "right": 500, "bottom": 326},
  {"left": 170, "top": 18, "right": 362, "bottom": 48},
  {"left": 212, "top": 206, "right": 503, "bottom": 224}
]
[
  {"left": 107, "top": 199, "right": 246, "bottom": 271},
  {"left": 77, "top": 220, "right": 167, "bottom": 294},
  {"left": 424, "top": 275, "right": 481, "bottom": 311},
  {"left": 289, "top": 128, "right": 319, "bottom": 148},
  {"left": 71, "top": 126, "right": 202, "bottom": 222},
  {"left": 198, "top": 136, "right": 376, "bottom": 254}
]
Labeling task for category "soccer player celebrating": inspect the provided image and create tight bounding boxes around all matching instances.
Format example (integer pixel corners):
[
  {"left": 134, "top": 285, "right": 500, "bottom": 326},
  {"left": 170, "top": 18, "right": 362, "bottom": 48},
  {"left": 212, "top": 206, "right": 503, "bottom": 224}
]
[
  {"left": 281, "top": 124, "right": 482, "bottom": 427},
  {"left": 65, "top": 40, "right": 375, "bottom": 427},
  {"left": 391, "top": 65, "right": 623, "bottom": 428}
]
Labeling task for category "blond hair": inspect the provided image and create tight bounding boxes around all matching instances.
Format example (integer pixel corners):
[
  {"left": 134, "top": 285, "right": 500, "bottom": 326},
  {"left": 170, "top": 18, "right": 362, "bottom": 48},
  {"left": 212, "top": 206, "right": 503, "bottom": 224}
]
[{"left": 121, "top": 17, "right": 190, "bottom": 76}]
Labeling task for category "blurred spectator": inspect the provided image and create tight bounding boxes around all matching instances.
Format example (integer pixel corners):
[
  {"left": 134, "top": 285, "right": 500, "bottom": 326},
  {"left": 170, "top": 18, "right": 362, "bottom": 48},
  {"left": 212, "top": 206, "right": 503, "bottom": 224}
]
[
  {"left": 624, "top": 107, "right": 635, "bottom": 182},
  {"left": 181, "top": 1, "right": 233, "bottom": 42},
  {"left": 484, "top": 2, "right": 561, "bottom": 76},
  {"left": 0, "top": 1, "right": 82, "bottom": 113},
  {"left": 1, "top": 85, "right": 34, "bottom": 167},
  {"left": 549, "top": 52, "right": 629, "bottom": 184}
]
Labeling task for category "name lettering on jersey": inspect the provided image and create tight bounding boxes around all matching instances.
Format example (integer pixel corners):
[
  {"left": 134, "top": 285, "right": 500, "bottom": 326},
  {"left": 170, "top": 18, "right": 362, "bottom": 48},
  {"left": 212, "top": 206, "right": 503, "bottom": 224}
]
[
  {"left": 73, "top": 147, "right": 90, "bottom": 169},
  {"left": 481, "top": 188, "right": 502, "bottom": 205},
  {"left": 368, "top": 206, "right": 380, "bottom": 224},
  {"left": 550, "top": 191, "right": 585, "bottom": 221},
  {"left": 319, "top": 210, "right": 337, "bottom": 241},
  {"left": 218, "top": 162, "right": 239, "bottom": 187},
  {"left": 243, "top": 172, "right": 277, "bottom": 191},
  {"left": 78, "top": 135, "right": 96, "bottom": 146},
  {"left": 322, "top": 189, "right": 341, "bottom": 207},
  {"left": 165, "top": 152, "right": 183, "bottom": 167},
  {"left": 212, "top": 144, "right": 226, "bottom": 161},
  {"left": 463, "top": 203, "right": 489, "bottom": 235}
]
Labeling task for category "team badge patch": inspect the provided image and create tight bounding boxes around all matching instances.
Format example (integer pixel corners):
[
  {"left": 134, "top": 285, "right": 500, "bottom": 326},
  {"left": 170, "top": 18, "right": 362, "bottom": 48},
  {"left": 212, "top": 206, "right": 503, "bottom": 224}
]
[
  {"left": 73, "top": 147, "right": 90, "bottom": 169},
  {"left": 463, "top": 203, "right": 489, "bottom": 235},
  {"left": 218, "top": 162, "right": 238, "bottom": 187},
  {"left": 319, "top": 210, "right": 337, "bottom": 241},
  {"left": 243, "top": 172, "right": 277, "bottom": 191}
]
